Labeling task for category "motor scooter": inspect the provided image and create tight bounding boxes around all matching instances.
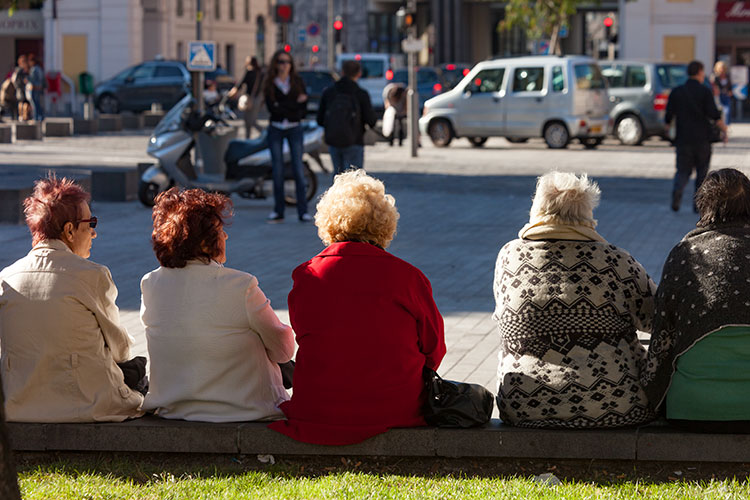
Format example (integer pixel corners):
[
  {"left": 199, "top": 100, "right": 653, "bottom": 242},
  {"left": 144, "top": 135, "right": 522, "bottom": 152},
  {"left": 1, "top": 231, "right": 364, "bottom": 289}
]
[{"left": 138, "top": 95, "right": 327, "bottom": 207}]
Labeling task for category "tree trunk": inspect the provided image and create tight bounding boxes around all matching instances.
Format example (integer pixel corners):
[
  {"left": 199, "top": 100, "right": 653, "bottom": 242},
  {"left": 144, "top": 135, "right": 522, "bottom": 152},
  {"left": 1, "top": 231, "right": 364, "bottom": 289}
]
[
  {"left": 0, "top": 376, "right": 21, "bottom": 500},
  {"left": 549, "top": 22, "right": 560, "bottom": 56}
]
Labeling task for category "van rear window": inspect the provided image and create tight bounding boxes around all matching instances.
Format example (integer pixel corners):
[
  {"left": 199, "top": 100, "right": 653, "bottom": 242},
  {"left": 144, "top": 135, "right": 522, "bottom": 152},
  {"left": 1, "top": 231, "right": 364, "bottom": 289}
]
[
  {"left": 573, "top": 64, "right": 606, "bottom": 90},
  {"left": 656, "top": 65, "right": 688, "bottom": 89},
  {"left": 356, "top": 60, "right": 385, "bottom": 79}
]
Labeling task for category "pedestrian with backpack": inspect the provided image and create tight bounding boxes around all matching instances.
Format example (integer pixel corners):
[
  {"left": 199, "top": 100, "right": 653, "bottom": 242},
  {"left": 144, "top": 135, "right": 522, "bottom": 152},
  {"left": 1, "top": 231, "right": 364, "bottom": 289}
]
[{"left": 317, "top": 60, "right": 376, "bottom": 175}]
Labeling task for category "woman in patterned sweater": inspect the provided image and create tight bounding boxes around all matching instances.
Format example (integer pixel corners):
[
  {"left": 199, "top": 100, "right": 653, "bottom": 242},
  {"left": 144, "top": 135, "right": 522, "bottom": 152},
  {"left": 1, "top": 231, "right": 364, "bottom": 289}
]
[{"left": 493, "top": 171, "right": 656, "bottom": 428}]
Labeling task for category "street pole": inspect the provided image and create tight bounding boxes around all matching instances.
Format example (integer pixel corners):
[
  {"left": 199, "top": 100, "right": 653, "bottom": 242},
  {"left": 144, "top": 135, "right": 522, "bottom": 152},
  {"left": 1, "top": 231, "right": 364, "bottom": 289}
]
[
  {"left": 327, "top": 0, "right": 334, "bottom": 69},
  {"left": 406, "top": 0, "right": 418, "bottom": 158},
  {"left": 192, "top": 0, "right": 204, "bottom": 111}
]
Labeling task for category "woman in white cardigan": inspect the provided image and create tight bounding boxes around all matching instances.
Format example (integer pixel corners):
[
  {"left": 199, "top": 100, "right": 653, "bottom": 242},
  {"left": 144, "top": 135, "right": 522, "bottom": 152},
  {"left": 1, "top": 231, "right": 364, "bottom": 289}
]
[{"left": 140, "top": 188, "right": 294, "bottom": 422}]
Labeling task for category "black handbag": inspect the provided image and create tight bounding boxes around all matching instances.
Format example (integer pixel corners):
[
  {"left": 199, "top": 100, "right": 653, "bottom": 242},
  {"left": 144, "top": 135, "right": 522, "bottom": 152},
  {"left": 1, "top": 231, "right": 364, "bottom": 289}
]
[
  {"left": 710, "top": 121, "right": 725, "bottom": 143},
  {"left": 422, "top": 367, "right": 494, "bottom": 428}
]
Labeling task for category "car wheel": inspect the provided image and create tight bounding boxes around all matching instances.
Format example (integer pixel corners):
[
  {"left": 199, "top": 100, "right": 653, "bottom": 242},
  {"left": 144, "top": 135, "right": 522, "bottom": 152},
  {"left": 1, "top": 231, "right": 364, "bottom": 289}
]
[
  {"left": 506, "top": 137, "right": 528, "bottom": 144},
  {"left": 428, "top": 119, "right": 453, "bottom": 147},
  {"left": 615, "top": 114, "right": 644, "bottom": 146},
  {"left": 97, "top": 94, "right": 120, "bottom": 114},
  {"left": 581, "top": 137, "right": 603, "bottom": 149},
  {"left": 138, "top": 180, "right": 161, "bottom": 207},
  {"left": 543, "top": 121, "right": 569, "bottom": 149},
  {"left": 468, "top": 137, "right": 488, "bottom": 147}
]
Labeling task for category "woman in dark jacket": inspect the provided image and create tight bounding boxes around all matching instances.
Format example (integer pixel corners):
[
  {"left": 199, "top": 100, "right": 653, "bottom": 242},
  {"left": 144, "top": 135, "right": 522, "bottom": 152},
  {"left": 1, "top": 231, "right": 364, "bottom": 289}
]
[{"left": 262, "top": 50, "right": 310, "bottom": 223}]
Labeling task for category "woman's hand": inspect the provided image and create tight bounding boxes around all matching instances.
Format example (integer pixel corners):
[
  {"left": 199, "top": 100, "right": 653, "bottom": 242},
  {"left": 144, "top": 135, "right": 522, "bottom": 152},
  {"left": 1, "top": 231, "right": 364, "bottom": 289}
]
[{"left": 297, "top": 93, "right": 308, "bottom": 103}]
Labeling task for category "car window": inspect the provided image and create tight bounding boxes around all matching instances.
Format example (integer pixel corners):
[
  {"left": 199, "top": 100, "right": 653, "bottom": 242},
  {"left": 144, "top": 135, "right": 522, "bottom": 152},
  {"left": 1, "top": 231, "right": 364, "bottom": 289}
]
[
  {"left": 466, "top": 68, "right": 505, "bottom": 93},
  {"left": 625, "top": 65, "right": 647, "bottom": 88},
  {"left": 573, "top": 64, "right": 606, "bottom": 90},
  {"left": 656, "top": 64, "right": 688, "bottom": 89},
  {"left": 356, "top": 59, "right": 385, "bottom": 79},
  {"left": 112, "top": 67, "right": 134, "bottom": 81},
  {"left": 551, "top": 66, "right": 565, "bottom": 92},
  {"left": 131, "top": 65, "right": 155, "bottom": 80},
  {"left": 300, "top": 72, "right": 335, "bottom": 93},
  {"left": 417, "top": 69, "right": 439, "bottom": 85},
  {"left": 155, "top": 65, "right": 185, "bottom": 78},
  {"left": 600, "top": 64, "right": 624, "bottom": 88},
  {"left": 512, "top": 67, "right": 544, "bottom": 92}
]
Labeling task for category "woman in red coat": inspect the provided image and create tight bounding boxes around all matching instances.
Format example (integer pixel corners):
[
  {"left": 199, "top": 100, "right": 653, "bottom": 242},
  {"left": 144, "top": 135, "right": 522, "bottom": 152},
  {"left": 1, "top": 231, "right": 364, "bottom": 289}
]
[{"left": 269, "top": 170, "right": 446, "bottom": 445}]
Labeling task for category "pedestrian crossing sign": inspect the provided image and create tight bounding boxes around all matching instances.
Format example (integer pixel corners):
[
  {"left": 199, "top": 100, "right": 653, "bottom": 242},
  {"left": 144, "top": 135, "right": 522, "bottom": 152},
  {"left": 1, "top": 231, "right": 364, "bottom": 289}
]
[{"left": 187, "top": 41, "right": 216, "bottom": 71}]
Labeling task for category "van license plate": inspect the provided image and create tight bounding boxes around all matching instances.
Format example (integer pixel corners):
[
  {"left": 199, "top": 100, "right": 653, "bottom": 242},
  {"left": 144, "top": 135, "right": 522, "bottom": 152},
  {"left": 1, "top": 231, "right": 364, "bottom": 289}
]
[{"left": 590, "top": 126, "right": 601, "bottom": 133}]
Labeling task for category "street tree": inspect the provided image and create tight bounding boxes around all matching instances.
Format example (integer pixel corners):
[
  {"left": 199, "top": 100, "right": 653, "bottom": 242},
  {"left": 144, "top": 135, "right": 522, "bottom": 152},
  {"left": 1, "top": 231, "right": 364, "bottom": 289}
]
[{"left": 501, "top": 0, "right": 587, "bottom": 56}]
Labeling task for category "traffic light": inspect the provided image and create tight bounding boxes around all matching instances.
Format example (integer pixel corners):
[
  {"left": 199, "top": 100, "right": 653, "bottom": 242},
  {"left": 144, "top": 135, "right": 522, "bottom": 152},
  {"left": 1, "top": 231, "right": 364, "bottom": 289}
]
[
  {"left": 603, "top": 15, "right": 615, "bottom": 43},
  {"left": 275, "top": 4, "right": 293, "bottom": 23},
  {"left": 334, "top": 16, "right": 343, "bottom": 44},
  {"left": 283, "top": 44, "right": 291, "bottom": 53},
  {"left": 396, "top": 7, "right": 416, "bottom": 32},
  {"left": 312, "top": 45, "right": 320, "bottom": 53}
]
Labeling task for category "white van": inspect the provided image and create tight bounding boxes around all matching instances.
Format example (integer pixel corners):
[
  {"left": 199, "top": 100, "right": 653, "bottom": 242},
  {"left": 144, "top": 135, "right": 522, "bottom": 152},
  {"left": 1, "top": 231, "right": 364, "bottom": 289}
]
[
  {"left": 336, "top": 53, "right": 405, "bottom": 112},
  {"left": 418, "top": 55, "right": 610, "bottom": 149}
]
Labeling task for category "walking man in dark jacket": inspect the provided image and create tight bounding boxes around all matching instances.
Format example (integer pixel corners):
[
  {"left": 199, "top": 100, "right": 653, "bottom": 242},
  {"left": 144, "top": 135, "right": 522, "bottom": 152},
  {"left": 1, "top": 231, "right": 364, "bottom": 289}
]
[
  {"left": 665, "top": 60, "right": 727, "bottom": 212},
  {"left": 317, "top": 60, "right": 377, "bottom": 175}
]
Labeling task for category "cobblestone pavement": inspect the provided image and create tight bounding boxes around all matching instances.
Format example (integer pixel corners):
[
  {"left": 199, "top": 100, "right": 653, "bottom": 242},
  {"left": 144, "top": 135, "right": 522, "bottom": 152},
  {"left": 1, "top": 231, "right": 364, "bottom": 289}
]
[{"left": 2, "top": 125, "right": 750, "bottom": 396}]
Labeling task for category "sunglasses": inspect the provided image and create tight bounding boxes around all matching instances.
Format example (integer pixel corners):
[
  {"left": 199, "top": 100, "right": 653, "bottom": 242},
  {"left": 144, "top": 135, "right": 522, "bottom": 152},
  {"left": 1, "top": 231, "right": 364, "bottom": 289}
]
[
  {"left": 276, "top": 60, "right": 292, "bottom": 65},
  {"left": 76, "top": 216, "right": 98, "bottom": 229}
]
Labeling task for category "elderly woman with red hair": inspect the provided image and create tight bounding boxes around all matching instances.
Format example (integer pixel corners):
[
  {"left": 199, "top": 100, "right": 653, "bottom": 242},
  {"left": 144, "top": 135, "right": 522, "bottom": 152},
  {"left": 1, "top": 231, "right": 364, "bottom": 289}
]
[
  {"left": 140, "top": 188, "right": 294, "bottom": 422},
  {"left": 0, "top": 175, "right": 144, "bottom": 422}
]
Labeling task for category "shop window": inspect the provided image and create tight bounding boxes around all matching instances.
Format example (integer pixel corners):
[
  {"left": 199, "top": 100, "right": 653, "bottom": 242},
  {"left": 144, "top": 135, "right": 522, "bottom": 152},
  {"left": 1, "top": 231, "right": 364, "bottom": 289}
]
[
  {"left": 177, "top": 0, "right": 184, "bottom": 16},
  {"left": 229, "top": 0, "right": 235, "bottom": 21},
  {"left": 244, "top": 0, "right": 250, "bottom": 22},
  {"left": 215, "top": 0, "right": 221, "bottom": 20}
]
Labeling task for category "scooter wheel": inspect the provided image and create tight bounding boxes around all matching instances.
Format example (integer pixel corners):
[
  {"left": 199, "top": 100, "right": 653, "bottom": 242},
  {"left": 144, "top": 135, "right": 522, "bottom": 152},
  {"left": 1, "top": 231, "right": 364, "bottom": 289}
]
[
  {"left": 138, "top": 180, "right": 161, "bottom": 207},
  {"left": 283, "top": 161, "right": 318, "bottom": 206}
]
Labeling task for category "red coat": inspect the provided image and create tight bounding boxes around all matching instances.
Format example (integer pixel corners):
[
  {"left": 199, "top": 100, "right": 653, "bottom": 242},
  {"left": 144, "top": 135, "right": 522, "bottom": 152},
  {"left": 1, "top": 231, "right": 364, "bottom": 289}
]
[{"left": 268, "top": 241, "right": 446, "bottom": 445}]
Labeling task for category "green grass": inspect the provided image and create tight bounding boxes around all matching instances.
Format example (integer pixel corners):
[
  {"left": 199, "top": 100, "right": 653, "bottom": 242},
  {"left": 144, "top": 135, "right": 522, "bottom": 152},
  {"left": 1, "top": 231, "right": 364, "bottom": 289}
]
[{"left": 18, "top": 466, "right": 750, "bottom": 500}]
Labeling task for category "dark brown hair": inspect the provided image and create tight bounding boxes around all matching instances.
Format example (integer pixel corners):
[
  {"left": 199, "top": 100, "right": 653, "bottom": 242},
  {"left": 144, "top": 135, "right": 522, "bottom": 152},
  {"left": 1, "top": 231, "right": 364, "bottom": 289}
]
[
  {"left": 151, "top": 188, "right": 232, "bottom": 268},
  {"left": 341, "top": 60, "right": 361, "bottom": 79},
  {"left": 23, "top": 175, "right": 90, "bottom": 246},
  {"left": 262, "top": 49, "right": 304, "bottom": 101},
  {"left": 695, "top": 168, "right": 750, "bottom": 227}
]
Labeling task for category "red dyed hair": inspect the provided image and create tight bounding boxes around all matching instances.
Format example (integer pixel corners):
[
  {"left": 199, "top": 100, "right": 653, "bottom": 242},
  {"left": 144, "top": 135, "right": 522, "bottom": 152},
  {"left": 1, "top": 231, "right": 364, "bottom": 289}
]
[
  {"left": 151, "top": 188, "right": 233, "bottom": 268},
  {"left": 23, "top": 175, "right": 90, "bottom": 246}
]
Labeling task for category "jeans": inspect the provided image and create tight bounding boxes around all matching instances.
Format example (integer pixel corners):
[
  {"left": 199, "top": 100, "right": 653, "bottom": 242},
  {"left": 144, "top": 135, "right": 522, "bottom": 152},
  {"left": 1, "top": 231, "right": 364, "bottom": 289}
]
[
  {"left": 328, "top": 144, "right": 364, "bottom": 176},
  {"left": 29, "top": 90, "right": 43, "bottom": 121},
  {"left": 673, "top": 141, "right": 711, "bottom": 207},
  {"left": 720, "top": 94, "right": 731, "bottom": 126},
  {"left": 267, "top": 125, "right": 308, "bottom": 218}
]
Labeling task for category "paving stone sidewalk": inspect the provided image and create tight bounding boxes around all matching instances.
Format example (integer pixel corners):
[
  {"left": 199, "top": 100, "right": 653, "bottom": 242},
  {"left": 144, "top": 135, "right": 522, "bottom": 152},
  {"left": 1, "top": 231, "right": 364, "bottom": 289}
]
[{"left": 2, "top": 127, "right": 750, "bottom": 395}]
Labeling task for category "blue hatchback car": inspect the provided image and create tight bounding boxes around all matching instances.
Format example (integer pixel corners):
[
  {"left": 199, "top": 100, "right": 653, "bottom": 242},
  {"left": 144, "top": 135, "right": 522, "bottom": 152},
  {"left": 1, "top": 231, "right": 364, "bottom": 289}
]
[{"left": 94, "top": 60, "right": 191, "bottom": 114}]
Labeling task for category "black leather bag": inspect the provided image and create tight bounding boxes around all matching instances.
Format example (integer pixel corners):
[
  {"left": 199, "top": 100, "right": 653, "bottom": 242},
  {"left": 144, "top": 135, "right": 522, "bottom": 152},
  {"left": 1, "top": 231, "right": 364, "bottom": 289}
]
[
  {"left": 422, "top": 367, "right": 494, "bottom": 428},
  {"left": 710, "top": 121, "right": 725, "bottom": 143}
]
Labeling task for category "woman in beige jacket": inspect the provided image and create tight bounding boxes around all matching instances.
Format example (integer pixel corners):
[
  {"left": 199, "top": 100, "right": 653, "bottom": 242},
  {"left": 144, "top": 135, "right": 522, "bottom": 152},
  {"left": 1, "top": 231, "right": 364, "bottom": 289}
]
[{"left": 0, "top": 176, "right": 144, "bottom": 422}]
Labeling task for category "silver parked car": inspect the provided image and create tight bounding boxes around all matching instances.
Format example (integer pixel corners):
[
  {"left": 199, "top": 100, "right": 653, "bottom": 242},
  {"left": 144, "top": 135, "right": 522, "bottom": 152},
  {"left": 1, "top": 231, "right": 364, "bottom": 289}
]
[
  {"left": 599, "top": 61, "right": 688, "bottom": 145},
  {"left": 419, "top": 55, "right": 610, "bottom": 149}
]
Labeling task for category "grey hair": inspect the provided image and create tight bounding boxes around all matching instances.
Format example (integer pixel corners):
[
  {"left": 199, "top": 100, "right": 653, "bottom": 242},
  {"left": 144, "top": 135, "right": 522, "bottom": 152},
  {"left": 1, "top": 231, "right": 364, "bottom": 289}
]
[{"left": 529, "top": 172, "right": 601, "bottom": 226}]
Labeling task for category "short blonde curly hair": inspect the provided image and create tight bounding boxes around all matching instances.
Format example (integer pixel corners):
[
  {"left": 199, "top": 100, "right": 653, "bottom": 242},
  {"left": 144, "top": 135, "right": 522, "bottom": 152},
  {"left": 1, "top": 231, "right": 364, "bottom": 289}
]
[{"left": 314, "top": 170, "right": 399, "bottom": 248}]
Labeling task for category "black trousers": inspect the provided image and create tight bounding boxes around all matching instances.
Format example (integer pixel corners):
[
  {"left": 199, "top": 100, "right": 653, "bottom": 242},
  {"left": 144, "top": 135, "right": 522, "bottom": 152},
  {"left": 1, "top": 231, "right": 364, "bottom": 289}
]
[
  {"left": 669, "top": 419, "right": 750, "bottom": 434},
  {"left": 672, "top": 141, "right": 712, "bottom": 204}
]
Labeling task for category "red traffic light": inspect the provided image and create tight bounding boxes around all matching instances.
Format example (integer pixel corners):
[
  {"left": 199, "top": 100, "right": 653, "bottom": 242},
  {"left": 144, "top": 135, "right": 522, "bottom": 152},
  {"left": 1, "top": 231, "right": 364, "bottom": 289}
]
[
  {"left": 312, "top": 45, "right": 319, "bottom": 53},
  {"left": 283, "top": 44, "right": 291, "bottom": 52},
  {"left": 333, "top": 19, "right": 343, "bottom": 30},
  {"left": 603, "top": 16, "right": 614, "bottom": 28},
  {"left": 275, "top": 5, "right": 293, "bottom": 23}
]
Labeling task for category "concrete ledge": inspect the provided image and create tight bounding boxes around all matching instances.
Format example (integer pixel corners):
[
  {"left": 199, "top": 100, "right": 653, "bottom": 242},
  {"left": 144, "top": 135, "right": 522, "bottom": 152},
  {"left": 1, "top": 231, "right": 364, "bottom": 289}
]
[
  {"left": 43, "top": 118, "right": 74, "bottom": 137},
  {"left": 7, "top": 417, "right": 750, "bottom": 462},
  {"left": 98, "top": 114, "right": 123, "bottom": 132},
  {"left": 73, "top": 118, "right": 98, "bottom": 135},
  {"left": 143, "top": 111, "right": 166, "bottom": 128},
  {"left": 121, "top": 112, "right": 145, "bottom": 130},
  {"left": 90, "top": 168, "right": 138, "bottom": 202},
  {"left": 14, "top": 122, "right": 42, "bottom": 140},
  {"left": 0, "top": 124, "right": 12, "bottom": 143},
  {"left": 0, "top": 169, "right": 91, "bottom": 224}
]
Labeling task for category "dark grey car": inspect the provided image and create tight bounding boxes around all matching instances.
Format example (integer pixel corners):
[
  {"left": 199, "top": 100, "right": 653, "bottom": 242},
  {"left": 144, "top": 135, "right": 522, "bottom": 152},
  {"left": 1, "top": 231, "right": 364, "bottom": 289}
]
[
  {"left": 600, "top": 61, "right": 688, "bottom": 145},
  {"left": 94, "top": 61, "right": 191, "bottom": 114}
]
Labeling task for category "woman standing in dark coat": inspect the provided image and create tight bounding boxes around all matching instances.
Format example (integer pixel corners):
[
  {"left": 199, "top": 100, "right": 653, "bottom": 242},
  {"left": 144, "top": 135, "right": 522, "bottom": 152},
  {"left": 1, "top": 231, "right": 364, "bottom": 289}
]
[{"left": 262, "top": 50, "right": 310, "bottom": 224}]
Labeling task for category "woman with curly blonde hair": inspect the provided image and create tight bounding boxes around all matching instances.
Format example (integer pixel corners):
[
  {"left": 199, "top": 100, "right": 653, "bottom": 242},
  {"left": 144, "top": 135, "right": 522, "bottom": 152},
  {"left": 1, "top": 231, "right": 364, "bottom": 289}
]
[{"left": 269, "top": 170, "right": 447, "bottom": 445}]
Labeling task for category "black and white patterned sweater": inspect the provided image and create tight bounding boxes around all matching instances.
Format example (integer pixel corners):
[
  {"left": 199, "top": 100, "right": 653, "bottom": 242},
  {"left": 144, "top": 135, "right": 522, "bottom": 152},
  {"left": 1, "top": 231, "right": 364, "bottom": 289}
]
[{"left": 493, "top": 238, "right": 657, "bottom": 428}]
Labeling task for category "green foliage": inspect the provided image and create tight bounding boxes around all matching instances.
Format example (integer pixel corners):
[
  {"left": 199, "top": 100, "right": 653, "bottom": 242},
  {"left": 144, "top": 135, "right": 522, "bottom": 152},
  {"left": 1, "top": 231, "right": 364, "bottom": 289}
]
[{"left": 500, "top": 0, "right": 587, "bottom": 55}]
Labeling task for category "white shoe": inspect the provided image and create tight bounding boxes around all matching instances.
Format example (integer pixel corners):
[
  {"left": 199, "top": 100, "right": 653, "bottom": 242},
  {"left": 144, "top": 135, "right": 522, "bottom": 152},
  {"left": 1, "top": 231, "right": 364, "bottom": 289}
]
[
  {"left": 266, "top": 212, "right": 284, "bottom": 223},
  {"left": 299, "top": 213, "right": 313, "bottom": 223}
]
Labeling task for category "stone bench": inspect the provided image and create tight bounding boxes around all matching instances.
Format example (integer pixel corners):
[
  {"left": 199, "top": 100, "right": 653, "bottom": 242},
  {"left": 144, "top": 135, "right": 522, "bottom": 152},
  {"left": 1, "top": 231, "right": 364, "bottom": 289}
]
[
  {"left": 7, "top": 416, "right": 750, "bottom": 462},
  {"left": 143, "top": 110, "right": 166, "bottom": 128},
  {"left": 42, "top": 118, "right": 74, "bottom": 137},
  {"left": 73, "top": 118, "right": 98, "bottom": 135},
  {"left": 0, "top": 124, "right": 11, "bottom": 143},
  {"left": 121, "top": 112, "right": 145, "bottom": 130},
  {"left": 0, "top": 168, "right": 92, "bottom": 224},
  {"left": 98, "top": 114, "right": 123, "bottom": 132},
  {"left": 14, "top": 121, "right": 42, "bottom": 140},
  {"left": 90, "top": 168, "right": 139, "bottom": 202}
]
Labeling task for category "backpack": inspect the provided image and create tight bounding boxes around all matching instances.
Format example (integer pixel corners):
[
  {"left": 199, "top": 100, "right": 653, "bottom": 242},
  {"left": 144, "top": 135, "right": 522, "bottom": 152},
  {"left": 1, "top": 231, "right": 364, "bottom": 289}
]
[{"left": 324, "top": 89, "right": 361, "bottom": 148}]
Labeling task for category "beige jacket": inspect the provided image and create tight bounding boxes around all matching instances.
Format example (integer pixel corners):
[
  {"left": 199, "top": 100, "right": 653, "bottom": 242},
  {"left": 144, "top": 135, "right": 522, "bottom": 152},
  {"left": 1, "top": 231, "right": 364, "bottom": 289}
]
[{"left": 0, "top": 240, "right": 144, "bottom": 422}]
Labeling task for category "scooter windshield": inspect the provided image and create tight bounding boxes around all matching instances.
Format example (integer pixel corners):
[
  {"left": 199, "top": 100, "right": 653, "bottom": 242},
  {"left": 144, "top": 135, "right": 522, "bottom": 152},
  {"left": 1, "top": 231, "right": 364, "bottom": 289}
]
[{"left": 153, "top": 95, "right": 195, "bottom": 136}]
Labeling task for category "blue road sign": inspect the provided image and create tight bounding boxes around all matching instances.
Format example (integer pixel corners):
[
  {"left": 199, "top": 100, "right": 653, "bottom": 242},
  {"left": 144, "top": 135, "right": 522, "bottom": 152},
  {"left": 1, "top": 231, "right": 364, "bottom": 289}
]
[
  {"left": 559, "top": 24, "right": 568, "bottom": 39},
  {"left": 298, "top": 28, "right": 306, "bottom": 42},
  {"left": 307, "top": 22, "right": 320, "bottom": 37},
  {"left": 187, "top": 41, "right": 216, "bottom": 71}
]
